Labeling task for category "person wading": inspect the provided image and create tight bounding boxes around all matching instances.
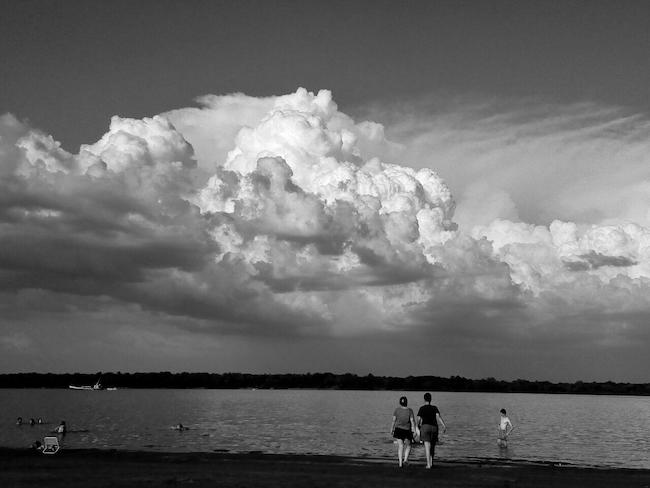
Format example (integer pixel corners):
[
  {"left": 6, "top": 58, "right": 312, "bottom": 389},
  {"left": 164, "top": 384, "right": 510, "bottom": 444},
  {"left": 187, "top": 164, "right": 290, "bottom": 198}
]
[
  {"left": 417, "top": 392, "right": 447, "bottom": 469},
  {"left": 391, "top": 396, "right": 416, "bottom": 467}
]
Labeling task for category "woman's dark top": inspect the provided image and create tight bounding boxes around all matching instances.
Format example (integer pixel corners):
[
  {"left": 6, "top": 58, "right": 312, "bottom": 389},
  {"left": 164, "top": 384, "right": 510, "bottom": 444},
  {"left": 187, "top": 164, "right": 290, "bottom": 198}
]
[{"left": 417, "top": 404, "right": 440, "bottom": 425}]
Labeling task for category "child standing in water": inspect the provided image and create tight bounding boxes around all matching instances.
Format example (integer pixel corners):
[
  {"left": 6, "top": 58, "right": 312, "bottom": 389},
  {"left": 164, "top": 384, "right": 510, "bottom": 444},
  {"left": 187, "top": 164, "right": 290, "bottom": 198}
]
[
  {"left": 54, "top": 420, "right": 67, "bottom": 435},
  {"left": 497, "top": 408, "right": 514, "bottom": 448}
]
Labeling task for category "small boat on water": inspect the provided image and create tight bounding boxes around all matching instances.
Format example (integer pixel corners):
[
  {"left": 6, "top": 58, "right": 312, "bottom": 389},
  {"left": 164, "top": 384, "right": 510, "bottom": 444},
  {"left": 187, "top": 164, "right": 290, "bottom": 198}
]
[
  {"left": 69, "top": 377, "right": 115, "bottom": 390},
  {"left": 68, "top": 384, "right": 101, "bottom": 390}
]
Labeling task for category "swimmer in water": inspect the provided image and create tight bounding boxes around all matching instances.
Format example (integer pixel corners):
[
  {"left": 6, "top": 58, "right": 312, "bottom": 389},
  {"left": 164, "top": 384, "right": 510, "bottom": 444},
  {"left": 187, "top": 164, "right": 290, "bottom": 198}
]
[
  {"left": 16, "top": 417, "right": 23, "bottom": 426},
  {"left": 29, "top": 418, "right": 35, "bottom": 426},
  {"left": 497, "top": 408, "right": 514, "bottom": 448},
  {"left": 172, "top": 423, "right": 188, "bottom": 431}
]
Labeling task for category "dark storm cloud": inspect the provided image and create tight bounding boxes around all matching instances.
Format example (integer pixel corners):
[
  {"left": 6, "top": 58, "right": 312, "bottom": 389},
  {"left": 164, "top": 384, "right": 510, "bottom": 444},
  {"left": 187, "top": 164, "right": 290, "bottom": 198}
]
[
  {"left": 0, "top": 115, "right": 249, "bottom": 328},
  {"left": 0, "top": 109, "right": 344, "bottom": 337},
  {"left": 563, "top": 251, "right": 637, "bottom": 271}
]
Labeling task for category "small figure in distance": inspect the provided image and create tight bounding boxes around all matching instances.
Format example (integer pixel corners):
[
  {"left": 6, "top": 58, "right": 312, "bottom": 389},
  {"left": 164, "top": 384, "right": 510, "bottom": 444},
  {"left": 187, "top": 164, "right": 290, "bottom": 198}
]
[
  {"left": 172, "top": 423, "right": 188, "bottom": 431},
  {"left": 37, "top": 418, "right": 43, "bottom": 424},
  {"left": 54, "top": 420, "right": 67, "bottom": 435},
  {"left": 29, "top": 418, "right": 36, "bottom": 426},
  {"left": 16, "top": 417, "right": 23, "bottom": 426},
  {"left": 390, "top": 396, "right": 416, "bottom": 467},
  {"left": 497, "top": 409, "right": 514, "bottom": 448},
  {"left": 417, "top": 392, "right": 447, "bottom": 469}
]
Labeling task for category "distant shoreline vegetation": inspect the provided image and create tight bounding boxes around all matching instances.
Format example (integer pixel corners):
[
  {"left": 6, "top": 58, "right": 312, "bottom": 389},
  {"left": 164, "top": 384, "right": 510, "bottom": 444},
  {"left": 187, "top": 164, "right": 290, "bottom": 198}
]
[{"left": 0, "top": 373, "right": 648, "bottom": 395}]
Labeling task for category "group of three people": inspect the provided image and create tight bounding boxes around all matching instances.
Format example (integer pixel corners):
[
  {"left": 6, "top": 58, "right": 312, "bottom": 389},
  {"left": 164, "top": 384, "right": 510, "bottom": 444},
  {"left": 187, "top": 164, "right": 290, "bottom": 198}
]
[
  {"left": 391, "top": 393, "right": 515, "bottom": 468},
  {"left": 16, "top": 417, "right": 44, "bottom": 426}
]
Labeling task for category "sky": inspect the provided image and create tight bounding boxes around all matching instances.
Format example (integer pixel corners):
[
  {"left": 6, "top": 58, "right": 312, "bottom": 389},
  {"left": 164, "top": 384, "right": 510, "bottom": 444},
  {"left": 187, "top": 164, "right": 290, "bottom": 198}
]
[{"left": 1, "top": 0, "right": 649, "bottom": 381}]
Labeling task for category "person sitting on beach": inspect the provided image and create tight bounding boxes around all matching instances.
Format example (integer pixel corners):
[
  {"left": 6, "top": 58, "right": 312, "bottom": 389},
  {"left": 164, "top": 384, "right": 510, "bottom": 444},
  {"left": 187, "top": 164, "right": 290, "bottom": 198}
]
[
  {"left": 497, "top": 409, "right": 514, "bottom": 448},
  {"left": 54, "top": 420, "right": 67, "bottom": 434},
  {"left": 16, "top": 417, "right": 23, "bottom": 426},
  {"left": 417, "top": 392, "right": 447, "bottom": 469},
  {"left": 31, "top": 440, "right": 44, "bottom": 452},
  {"left": 391, "top": 396, "right": 416, "bottom": 467}
]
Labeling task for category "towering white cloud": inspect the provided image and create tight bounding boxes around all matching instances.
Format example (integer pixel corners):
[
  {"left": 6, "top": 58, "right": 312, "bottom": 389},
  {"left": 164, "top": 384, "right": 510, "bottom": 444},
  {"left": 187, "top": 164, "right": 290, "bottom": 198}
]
[
  {"left": 194, "top": 90, "right": 457, "bottom": 292},
  {"left": 1, "top": 89, "right": 650, "bottom": 375}
]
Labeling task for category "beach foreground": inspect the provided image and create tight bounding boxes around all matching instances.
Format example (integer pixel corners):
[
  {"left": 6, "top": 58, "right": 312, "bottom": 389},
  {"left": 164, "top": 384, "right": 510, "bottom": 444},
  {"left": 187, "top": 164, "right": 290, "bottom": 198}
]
[{"left": 1, "top": 448, "right": 649, "bottom": 488}]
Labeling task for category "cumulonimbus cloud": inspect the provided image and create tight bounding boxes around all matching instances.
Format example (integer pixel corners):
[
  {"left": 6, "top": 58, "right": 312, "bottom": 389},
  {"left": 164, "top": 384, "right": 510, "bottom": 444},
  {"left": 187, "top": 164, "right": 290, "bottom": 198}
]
[{"left": 1, "top": 88, "right": 650, "bottom": 350}]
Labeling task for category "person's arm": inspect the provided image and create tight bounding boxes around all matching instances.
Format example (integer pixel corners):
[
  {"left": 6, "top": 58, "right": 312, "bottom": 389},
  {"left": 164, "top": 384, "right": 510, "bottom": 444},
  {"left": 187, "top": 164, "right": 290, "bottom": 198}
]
[
  {"left": 417, "top": 415, "right": 423, "bottom": 429},
  {"left": 436, "top": 412, "right": 447, "bottom": 433},
  {"left": 410, "top": 410, "right": 417, "bottom": 433},
  {"left": 505, "top": 419, "right": 514, "bottom": 437},
  {"left": 390, "top": 415, "right": 396, "bottom": 436}
]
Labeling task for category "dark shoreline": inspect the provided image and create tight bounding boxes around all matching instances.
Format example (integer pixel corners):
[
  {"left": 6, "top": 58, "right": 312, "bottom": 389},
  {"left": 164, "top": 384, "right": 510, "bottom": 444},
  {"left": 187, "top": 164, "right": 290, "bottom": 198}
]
[
  {"left": 2, "top": 448, "right": 649, "bottom": 488},
  {"left": 2, "top": 372, "right": 649, "bottom": 396}
]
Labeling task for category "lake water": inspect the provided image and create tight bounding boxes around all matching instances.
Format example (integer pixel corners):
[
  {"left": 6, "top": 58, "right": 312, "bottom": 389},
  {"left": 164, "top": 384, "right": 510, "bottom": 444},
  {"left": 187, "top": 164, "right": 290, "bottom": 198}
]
[{"left": 1, "top": 389, "right": 648, "bottom": 469}]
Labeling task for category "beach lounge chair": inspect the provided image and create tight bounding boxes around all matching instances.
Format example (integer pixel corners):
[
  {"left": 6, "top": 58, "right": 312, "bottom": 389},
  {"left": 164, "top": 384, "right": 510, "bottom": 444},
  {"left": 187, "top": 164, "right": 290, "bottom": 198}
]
[{"left": 42, "top": 436, "right": 60, "bottom": 454}]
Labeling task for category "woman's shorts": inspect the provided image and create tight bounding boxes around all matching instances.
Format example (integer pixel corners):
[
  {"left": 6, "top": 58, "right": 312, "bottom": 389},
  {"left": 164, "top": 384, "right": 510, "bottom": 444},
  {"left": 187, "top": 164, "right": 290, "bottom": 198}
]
[
  {"left": 419, "top": 424, "right": 438, "bottom": 443},
  {"left": 393, "top": 427, "right": 413, "bottom": 441}
]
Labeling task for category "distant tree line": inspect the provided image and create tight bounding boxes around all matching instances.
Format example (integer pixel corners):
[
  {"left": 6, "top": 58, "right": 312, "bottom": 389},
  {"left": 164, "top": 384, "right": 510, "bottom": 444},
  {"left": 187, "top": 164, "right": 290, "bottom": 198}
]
[{"left": 0, "top": 372, "right": 648, "bottom": 395}]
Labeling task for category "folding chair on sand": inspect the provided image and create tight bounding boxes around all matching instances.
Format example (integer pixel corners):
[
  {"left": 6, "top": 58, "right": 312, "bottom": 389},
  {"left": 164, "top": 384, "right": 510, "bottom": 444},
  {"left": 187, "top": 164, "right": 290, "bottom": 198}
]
[{"left": 42, "top": 436, "right": 60, "bottom": 454}]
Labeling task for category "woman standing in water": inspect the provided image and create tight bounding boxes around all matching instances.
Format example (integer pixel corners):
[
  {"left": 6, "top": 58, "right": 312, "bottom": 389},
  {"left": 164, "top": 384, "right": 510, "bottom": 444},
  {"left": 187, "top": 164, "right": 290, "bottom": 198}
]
[
  {"left": 417, "top": 392, "right": 447, "bottom": 469},
  {"left": 497, "top": 409, "right": 514, "bottom": 448},
  {"left": 390, "top": 396, "right": 416, "bottom": 467}
]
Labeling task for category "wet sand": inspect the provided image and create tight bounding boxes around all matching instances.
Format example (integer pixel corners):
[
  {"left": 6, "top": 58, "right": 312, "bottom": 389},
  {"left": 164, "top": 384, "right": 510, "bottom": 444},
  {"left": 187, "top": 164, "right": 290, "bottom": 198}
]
[{"left": 1, "top": 448, "right": 649, "bottom": 487}]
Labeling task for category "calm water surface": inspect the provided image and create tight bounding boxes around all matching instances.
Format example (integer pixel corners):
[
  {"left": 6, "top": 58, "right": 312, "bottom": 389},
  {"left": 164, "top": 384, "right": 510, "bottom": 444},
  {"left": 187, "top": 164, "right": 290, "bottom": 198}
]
[{"left": 1, "top": 389, "right": 648, "bottom": 469}]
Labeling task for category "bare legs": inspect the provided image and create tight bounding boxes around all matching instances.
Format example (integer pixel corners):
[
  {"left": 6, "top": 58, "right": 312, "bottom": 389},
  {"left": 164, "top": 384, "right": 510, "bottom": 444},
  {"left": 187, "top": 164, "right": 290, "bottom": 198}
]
[
  {"left": 396, "top": 438, "right": 412, "bottom": 467},
  {"left": 424, "top": 440, "right": 437, "bottom": 468},
  {"left": 404, "top": 439, "right": 411, "bottom": 465},
  {"left": 396, "top": 439, "right": 404, "bottom": 466},
  {"left": 497, "top": 430, "right": 508, "bottom": 448},
  {"left": 424, "top": 441, "right": 432, "bottom": 468}
]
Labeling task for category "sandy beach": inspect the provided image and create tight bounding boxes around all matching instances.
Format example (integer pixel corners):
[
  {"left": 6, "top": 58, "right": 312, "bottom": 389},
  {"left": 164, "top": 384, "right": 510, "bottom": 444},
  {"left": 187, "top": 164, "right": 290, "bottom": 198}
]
[{"left": 1, "top": 448, "right": 649, "bottom": 488}]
